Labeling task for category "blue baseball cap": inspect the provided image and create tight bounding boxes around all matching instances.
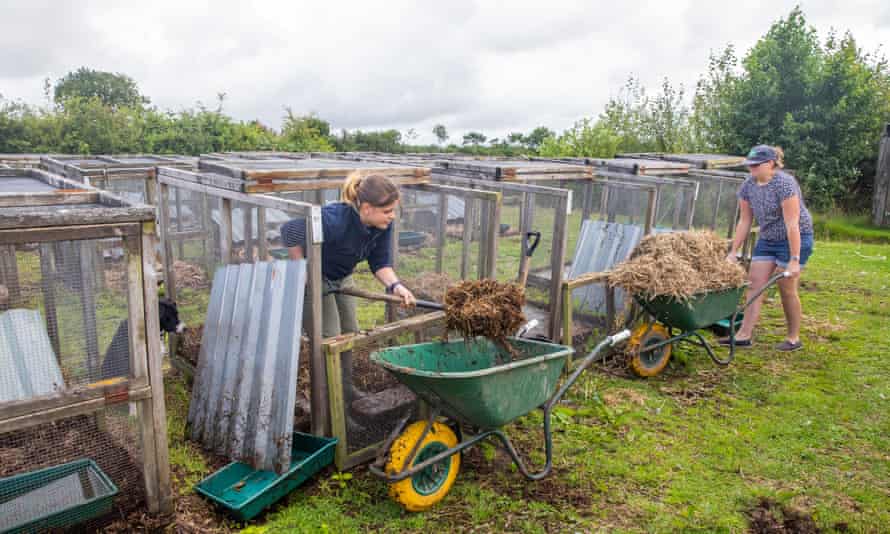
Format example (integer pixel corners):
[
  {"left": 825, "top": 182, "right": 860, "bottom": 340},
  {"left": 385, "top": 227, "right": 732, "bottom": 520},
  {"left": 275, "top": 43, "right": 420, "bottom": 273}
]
[{"left": 743, "top": 145, "right": 777, "bottom": 166}]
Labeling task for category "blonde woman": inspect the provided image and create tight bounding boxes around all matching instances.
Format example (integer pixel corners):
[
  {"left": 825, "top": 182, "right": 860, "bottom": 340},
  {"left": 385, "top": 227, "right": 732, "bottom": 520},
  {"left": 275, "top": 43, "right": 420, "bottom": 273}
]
[
  {"left": 282, "top": 172, "right": 417, "bottom": 339},
  {"left": 724, "top": 145, "right": 814, "bottom": 352}
]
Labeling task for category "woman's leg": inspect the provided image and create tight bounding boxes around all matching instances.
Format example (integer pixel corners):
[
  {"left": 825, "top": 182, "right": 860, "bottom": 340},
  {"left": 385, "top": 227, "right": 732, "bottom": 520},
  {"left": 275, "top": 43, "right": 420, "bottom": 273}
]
[
  {"left": 777, "top": 273, "right": 802, "bottom": 343},
  {"left": 333, "top": 276, "right": 362, "bottom": 400},
  {"left": 735, "top": 260, "right": 778, "bottom": 340}
]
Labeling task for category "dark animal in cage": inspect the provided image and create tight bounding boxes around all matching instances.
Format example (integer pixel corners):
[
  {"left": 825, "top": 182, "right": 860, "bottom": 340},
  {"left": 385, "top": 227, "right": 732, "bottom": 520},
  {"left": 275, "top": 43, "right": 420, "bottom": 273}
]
[{"left": 100, "top": 298, "right": 184, "bottom": 379}]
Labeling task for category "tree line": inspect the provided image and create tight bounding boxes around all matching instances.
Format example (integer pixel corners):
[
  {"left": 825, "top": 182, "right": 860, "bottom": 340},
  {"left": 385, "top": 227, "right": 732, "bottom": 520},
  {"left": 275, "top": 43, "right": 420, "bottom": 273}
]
[{"left": 1, "top": 8, "right": 888, "bottom": 210}]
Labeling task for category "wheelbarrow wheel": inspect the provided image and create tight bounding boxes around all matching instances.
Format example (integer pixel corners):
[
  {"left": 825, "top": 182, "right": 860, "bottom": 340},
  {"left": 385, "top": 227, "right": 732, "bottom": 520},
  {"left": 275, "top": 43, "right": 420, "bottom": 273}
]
[
  {"left": 386, "top": 421, "right": 460, "bottom": 512},
  {"left": 627, "top": 323, "right": 672, "bottom": 377}
]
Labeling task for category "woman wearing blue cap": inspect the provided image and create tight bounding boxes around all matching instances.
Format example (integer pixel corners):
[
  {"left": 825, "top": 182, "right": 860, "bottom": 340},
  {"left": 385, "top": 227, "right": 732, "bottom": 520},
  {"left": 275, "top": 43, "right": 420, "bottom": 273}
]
[{"left": 723, "top": 145, "right": 814, "bottom": 351}]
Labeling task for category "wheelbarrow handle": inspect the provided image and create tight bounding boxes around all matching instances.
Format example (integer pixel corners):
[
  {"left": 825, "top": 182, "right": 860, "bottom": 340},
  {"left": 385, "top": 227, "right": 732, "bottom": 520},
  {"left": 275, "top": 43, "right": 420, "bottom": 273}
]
[{"left": 544, "top": 329, "right": 631, "bottom": 411}]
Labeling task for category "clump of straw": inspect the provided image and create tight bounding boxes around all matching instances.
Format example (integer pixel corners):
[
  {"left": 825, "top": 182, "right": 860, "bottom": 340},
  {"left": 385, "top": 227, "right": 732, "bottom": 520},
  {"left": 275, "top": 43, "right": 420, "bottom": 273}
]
[
  {"left": 444, "top": 279, "right": 526, "bottom": 351},
  {"left": 608, "top": 231, "right": 746, "bottom": 301}
]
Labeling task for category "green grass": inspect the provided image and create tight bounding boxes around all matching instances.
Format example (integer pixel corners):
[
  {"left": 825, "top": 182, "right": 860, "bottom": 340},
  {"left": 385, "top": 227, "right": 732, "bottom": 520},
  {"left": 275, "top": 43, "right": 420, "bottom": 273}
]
[
  {"left": 813, "top": 213, "right": 890, "bottom": 244},
  {"left": 161, "top": 238, "right": 890, "bottom": 532}
]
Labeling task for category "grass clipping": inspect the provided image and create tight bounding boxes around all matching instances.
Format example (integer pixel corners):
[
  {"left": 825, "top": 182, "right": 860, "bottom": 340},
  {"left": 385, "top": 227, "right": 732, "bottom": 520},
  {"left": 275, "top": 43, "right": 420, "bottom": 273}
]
[
  {"left": 444, "top": 279, "right": 526, "bottom": 355},
  {"left": 608, "top": 231, "right": 746, "bottom": 301}
]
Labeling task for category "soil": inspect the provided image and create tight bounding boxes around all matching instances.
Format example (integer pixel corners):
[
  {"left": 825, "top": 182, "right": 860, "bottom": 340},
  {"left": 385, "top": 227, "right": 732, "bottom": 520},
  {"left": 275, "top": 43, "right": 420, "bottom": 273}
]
[
  {"left": 177, "top": 325, "right": 204, "bottom": 366},
  {"left": 0, "top": 414, "right": 146, "bottom": 528},
  {"left": 444, "top": 279, "right": 526, "bottom": 354},
  {"left": 746, "top": 497, "right": 821, "bottom": 534},
  {"left": 173, "top": 260, "right": 209, "bottom": 290}
]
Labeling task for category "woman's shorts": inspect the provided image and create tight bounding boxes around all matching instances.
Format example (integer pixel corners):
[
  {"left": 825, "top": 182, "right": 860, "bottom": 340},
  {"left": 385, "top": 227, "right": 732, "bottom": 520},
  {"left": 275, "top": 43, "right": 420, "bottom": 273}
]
[{"left": 752, "top": 234, "right": 814, "bottom": 267}]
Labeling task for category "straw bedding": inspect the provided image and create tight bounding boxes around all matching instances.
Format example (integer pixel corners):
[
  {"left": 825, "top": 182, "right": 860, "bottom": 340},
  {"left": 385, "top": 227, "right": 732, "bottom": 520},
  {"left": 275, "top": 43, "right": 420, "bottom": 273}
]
[{"left": 607, "top": 231, "right": 746, "bottom": 301}]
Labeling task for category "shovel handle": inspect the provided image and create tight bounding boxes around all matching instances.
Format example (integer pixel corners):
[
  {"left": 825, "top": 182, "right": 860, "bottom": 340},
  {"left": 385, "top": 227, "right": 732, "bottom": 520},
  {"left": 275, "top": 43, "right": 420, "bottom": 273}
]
[
  {"left": 518, "top": 231, "right": 542, "bottom": 286},
  {"left": 330, "top": 287, "right": 444, "bottom": 310}
]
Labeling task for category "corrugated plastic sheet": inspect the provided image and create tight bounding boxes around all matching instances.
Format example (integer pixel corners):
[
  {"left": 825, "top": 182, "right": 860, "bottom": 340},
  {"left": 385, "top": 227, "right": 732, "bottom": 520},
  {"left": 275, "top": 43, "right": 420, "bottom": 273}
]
[
  {"left": 568, "top": 221, "right": 643, "bottom": 314},
  {"left": 0, "top": 309, "right": 65, "bottom": 402},
  {"left": 187, "top": 260, "right": 306, "bottom": 473}
]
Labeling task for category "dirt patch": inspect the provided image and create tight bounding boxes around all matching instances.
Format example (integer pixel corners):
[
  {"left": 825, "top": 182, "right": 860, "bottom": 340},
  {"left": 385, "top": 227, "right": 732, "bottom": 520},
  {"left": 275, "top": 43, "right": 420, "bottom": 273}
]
[
  {"left": 746, "top": 497, "right": 821, "bottom": 534},
  {"left": 444, "top": 279, "right": 526, "bottom": 354},
  {"left": 657, "top": 368, "right": 725, "bottom": 406},
  {"left": 602, "top": 388, "right": 648, "bottom": 407},
  {"left": 609, "top": 231, "right": 746, "bottom": 301},
  {"left": 174, "top": 260, "right": 209, "bottom": 290},
  {"left": 0, "top": 414, "right": 146, "bottom": 528},
  {"left": 805, "top": 317, "right": 846, "bottom": 342},
  {"left": 177, "top": 324, "right": 204, "bottom": 366}
]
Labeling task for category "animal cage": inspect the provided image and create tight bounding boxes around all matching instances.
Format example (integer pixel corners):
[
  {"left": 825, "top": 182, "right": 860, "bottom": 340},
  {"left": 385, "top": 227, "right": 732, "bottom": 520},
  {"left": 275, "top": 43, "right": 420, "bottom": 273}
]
[
  {"left": 0, "top": 167, "right": 173, "bottom": 529},
  {"left": 41, "top": 154, "right": 195, "bottom": 205}
]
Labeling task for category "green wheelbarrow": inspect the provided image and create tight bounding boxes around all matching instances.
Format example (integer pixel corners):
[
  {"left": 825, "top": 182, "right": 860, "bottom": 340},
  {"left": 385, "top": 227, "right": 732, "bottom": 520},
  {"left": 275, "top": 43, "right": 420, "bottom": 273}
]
[
  {"left": 368, "top": 331, "right": 630, "bottom": 511},
  {"left": 625, "top": 271, "right": 790, "bottom": 377}
]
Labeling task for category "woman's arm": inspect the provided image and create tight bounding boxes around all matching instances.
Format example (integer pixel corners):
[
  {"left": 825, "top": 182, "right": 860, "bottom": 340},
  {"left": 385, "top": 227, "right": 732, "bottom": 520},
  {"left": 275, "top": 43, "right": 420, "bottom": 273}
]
[
  {"left": 727, "top": 199, "right": 754, "bottom": 260},
  {"left": 374, "top": 266, "right": 417, "bottom": 307},
  {"left": 781, "top": 195, "right": 802, "bottom": 275}
]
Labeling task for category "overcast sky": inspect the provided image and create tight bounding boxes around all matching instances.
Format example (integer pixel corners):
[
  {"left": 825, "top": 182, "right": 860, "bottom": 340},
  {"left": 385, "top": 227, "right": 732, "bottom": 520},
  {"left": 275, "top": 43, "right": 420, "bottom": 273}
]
[{"left": 2, "top": 1, "right": 889, "bottom": 143}]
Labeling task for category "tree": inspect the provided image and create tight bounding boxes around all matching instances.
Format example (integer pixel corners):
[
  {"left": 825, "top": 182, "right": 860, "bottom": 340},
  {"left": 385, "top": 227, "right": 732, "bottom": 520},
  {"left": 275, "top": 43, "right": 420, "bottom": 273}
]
[
  {"left": 538, "top": 118, "right": 621, "bottom": 158},
  {"left": 524, "top": 126, "right": 556, "bottom": 150},
  {"left": 432, "top": 124, "right": 448, "bottom": 145},
  {"left": 692, "top": 7, "right": 890, "bottom": 208},
  {"left": 462, "top": 131, "right": 487, "bottom": 146},
  {"left": 280, "top": 110, "right": 334, "bottom": 152},
  {"left": 54, "top": 67, "right": 148, "bottom": 109}
]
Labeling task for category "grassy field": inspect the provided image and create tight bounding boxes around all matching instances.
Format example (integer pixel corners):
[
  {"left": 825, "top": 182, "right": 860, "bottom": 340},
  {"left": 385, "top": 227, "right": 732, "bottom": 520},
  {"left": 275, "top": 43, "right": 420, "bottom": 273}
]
[{"left": 162, "top": 238, "right": 890, "bottom": 533}]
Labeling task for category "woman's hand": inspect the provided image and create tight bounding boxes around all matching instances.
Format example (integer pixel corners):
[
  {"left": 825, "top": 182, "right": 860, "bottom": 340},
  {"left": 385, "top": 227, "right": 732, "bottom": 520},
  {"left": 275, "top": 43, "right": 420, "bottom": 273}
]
[
  {"left": 725, "top": 252, "right": 739, "bottom": 263},
  {"left": 393, "top": 284, "right": 417, "bottom": 308},
  {"left": 786, "top": 259, "right": 801, "bottom": 276}
]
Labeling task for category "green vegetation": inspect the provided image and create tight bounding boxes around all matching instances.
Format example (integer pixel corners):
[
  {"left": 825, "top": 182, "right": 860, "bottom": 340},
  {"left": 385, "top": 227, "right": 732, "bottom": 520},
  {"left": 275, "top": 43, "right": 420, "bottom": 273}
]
[{"left": 813, "top": 213, "right": 890, "bottom": 244}]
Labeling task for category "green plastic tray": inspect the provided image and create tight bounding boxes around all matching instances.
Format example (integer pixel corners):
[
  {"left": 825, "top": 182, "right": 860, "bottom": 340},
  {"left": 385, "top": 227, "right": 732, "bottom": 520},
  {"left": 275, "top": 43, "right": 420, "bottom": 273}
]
[
  {"left": 0, "top": 459, "right": 118, "bottom": 534},
  {"left": 195, "top": 432, "right": 337, "bottom": 521},
  {"left": 371, "top": 337, "right": 574, "bottom": 429}
]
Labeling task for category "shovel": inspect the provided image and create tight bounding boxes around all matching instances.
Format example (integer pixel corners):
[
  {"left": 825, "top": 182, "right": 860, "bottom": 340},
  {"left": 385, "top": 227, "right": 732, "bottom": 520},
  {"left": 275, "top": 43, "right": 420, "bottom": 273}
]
[
  {"left": 328, "top": 286, "right": 444, "bottom": 310},
  {"left": 517, "top": 231, "right": 541, "bottom": 287}
]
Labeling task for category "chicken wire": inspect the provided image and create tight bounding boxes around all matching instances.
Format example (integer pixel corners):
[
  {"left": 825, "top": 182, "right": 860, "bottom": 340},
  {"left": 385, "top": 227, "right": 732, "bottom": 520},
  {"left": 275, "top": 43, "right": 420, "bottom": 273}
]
[
  {"left": 0, "top": 403, "right": 146, "bottom": 531},
  {"left": 687, "top": 174, "right": 744, "bottom": 236},
  {"left": 88, "top": 174, "right": 153, "bottom": 206},
  {"left": 0, "top": 237, "right": 133, "bottom": 396}
]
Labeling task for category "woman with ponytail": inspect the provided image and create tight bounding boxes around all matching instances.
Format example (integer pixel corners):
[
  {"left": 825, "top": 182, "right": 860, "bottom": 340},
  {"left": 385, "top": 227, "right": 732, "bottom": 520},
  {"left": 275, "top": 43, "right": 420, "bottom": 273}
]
[
  {"left": 282, "top": 171, "right": 416, "bottom": 341},
  {"left": 724, "top": 145, "right": 814, "bottom": 352}
]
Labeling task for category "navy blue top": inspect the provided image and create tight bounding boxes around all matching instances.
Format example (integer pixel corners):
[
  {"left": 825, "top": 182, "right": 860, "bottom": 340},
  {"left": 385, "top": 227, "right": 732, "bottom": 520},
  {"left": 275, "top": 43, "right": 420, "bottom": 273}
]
[{"left": 281, "top": 202, "right": 393, "bottom": 281}]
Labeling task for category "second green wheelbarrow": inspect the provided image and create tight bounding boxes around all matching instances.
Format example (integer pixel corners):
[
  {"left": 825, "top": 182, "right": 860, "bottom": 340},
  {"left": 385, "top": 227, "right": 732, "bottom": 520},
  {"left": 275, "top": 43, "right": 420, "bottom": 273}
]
[
  {"left": 367, "top": 331, "right": 630, "bottom": 511},
  {"left": 625, "top": 271, "right": 790, "bottom": 377}
]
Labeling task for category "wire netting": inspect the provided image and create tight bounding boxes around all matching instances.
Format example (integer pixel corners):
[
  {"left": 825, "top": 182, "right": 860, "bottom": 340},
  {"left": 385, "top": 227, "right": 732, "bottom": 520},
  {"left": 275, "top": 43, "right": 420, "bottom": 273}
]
[
  {"left": 687, "top": 174, "right": 744, "bottom": 236},
  {"left": 0, "top": 237, "right": 133, "bottom": 396},
  {"left": 0, "top": 404, "right": 147, "bottom": 531},
  {"left": 89, "top": 174, "right": 153, "bottom": 205}
]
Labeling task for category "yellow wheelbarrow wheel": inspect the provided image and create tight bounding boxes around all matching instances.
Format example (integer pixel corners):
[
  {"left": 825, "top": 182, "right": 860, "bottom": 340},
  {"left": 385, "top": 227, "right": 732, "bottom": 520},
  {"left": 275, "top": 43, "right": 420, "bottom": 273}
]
[
  {"left": 385, "top": 421, "right": 460, "bottom": 511},
  {"left": 627, "top": 323, "right": 672, "bottom": 377}
]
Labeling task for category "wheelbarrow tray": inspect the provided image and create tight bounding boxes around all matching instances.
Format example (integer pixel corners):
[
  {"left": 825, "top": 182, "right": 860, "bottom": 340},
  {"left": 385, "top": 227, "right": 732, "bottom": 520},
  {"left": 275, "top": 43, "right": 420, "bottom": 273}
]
[
  {"left": 635, "top": 284, "right": 747, "bottom": 333},
  {"left": 194, "top": 433, "right": 337, "bottom": 521},
  {"left": 0, "top": 459, "right": 118, "bottom": 534},
  {"left": 371, "top": 337, "right": 573, "bottom": 429}
]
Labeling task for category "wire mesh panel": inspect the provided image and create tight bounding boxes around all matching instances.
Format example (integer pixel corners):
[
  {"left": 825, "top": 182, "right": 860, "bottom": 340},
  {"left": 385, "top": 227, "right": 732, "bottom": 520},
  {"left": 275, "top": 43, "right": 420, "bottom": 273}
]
[
  {"left": 88, "top": 174, "right": 153, "bottom": 205},
  {"left": 687, "top": 172, "right": 745, "bottom": 236},
  {"left": 0, "top": 237, "right": 133, "bottom": 396},
  {"left": 0, "top": 404, "right": 146, "bottom": 531}
]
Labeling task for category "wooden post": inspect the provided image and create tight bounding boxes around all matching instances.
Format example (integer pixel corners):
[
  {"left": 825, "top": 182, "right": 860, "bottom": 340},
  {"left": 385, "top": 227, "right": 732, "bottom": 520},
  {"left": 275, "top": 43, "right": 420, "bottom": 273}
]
[
  {"left": 873, "top": 124, "right": 890, "bottom": 227},
  {"left": 435, "top": 192, "right": 447, "bottom": 274},
  {"left": 257, "top": 207, "right": 268, "bottom": 260},
  {"left": 244, "top": 206, "right": 254, "bottom": 263},
  {"left": 644, "top": 189, "right": 657, "bottom": 235},
  {"left": 79, "top": 240, "right": 100, "bottom": 377},
  {"left": 598, "top": 185, "right": 610, "bottom": 221},
  {"left": 561, "top": 283, "right": 573, "bottom": 348},
  {"left": 483, "top": 193, "right": 501, "bottom": 279},
  {"left": 461, "top": 198, "right": 475, "bottom": 279},
  {"left": 547, "top": 195, "right": 569, "bottom": 341},
  {"left": 519, "top": 192, "right": 534, "bottom": 280},
  {"left": 0, "top": 244, "right": 20, "bottom": 306},
  {"left": 306, "top": 207, "right": 329, "bottom": 437},
  {"left": 324, "top": 346, "right": 348, "bottom": 469},
  {"left": 158, "top": 183, "right": 177, "bottom": 303},
  {"left": 581, "top": 181, "right": 593, "bottom": 222},
  {"left": 201, "top": 193, "right": 214, "bottom": 275},
  {"left": 386, "top": 217, "right": 399, "bottom": 323},
  {"left": 39, "top": 244, "right": 61, "bottom": 358},
  {"left": 219, "top": 198, "right": 233, "bottom": 264},
  {"left": 711, "top": 180, "right": 724, "bottom": 231},
  {"left": 174, "top": 187, "right": 185, "bottom": 260},
  {"left": 139, "top": 225, "right": 174, "bottom": 514}
]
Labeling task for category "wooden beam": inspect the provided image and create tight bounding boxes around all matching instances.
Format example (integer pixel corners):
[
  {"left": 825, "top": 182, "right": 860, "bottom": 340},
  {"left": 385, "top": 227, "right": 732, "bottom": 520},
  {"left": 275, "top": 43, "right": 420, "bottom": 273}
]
[
  {"left": 324, "top": 312, "right": 445, "bottom": 353},
  {"left": 547, "top": 195, "right": 569, "bottom": 341},
  {"left": 158, "top": 183, "right": 177, "bottom": 302}
]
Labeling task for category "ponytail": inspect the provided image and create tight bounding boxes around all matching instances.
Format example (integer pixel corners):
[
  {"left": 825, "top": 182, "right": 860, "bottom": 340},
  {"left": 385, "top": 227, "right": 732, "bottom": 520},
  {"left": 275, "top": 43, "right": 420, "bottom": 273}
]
[
  {"left": 772, "top": 146, "right": 785, "bottom": 169},
  {"left": 342, "top": 171, "right": 400, "bottom": 209}
]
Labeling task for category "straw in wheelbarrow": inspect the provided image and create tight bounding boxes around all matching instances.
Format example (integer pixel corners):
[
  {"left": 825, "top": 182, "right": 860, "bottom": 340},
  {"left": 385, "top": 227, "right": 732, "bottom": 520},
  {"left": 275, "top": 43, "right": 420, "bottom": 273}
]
[
  {"left": 608, "top": 230, "right": 746, "bottom": 301},
  {"left": 444, "top": 279, "right": 526, "bottom": 356}
]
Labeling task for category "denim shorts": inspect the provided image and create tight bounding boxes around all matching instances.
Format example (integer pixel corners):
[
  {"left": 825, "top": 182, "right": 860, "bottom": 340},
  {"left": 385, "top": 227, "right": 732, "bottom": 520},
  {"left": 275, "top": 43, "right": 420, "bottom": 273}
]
[{"left": 752, "top": 234, "right": 814, "bottom": 267}]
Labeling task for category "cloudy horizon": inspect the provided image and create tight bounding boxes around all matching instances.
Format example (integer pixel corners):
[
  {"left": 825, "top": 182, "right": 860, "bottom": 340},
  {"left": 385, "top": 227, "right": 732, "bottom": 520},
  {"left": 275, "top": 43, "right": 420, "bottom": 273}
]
[{"left": 2, "top": 0, "right": 889, "bottom": 144}]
